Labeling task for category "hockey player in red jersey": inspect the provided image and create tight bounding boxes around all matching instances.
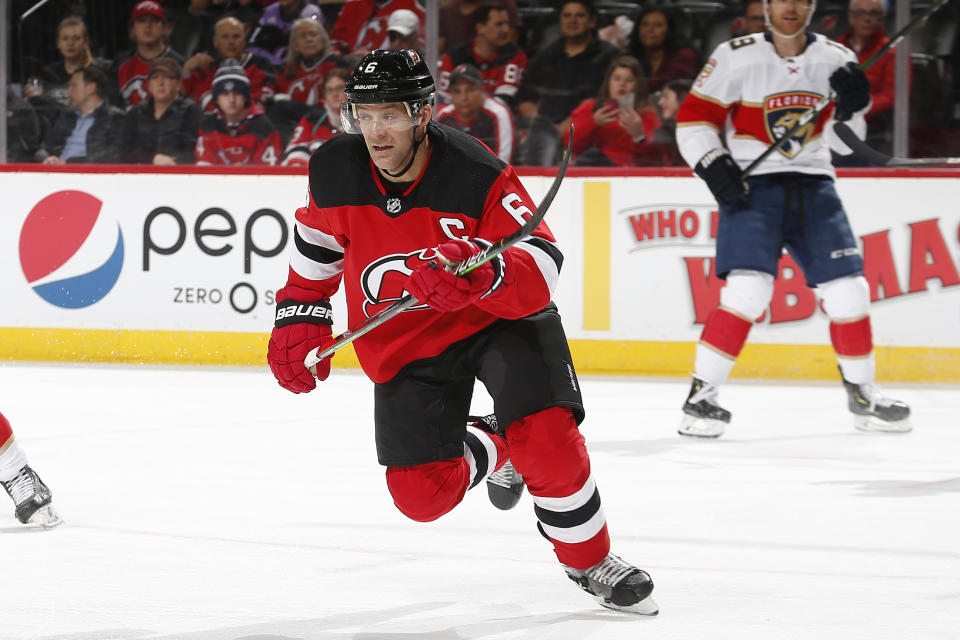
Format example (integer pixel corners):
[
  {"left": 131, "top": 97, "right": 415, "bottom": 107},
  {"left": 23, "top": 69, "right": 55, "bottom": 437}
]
[
  {"left": 0, "top": 411, "right": 60, "bottom": 527},
  {"left": 675, "top": 0, "right": 911, "bottom": 437},
  {"left": 195, "top": 61, "right": 284, "bottom": 165},
  {"left": 266, "top": 49, "right": 657, "bottom": 615}
]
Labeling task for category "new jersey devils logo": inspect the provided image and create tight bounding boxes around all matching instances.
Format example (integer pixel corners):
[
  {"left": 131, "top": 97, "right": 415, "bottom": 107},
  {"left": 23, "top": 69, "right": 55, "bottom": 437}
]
[
  {"left": 763, "top": 91, "right": 822, "bottom": 158},
  {"left": 360, "top": 249, "right": 433, "bottom": 317}
]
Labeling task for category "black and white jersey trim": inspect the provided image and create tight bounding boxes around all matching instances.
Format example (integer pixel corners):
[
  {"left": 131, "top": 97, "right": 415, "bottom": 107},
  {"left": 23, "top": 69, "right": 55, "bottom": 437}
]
[
  {"left": 514, "top": 236, "right": 562, "bottom": 295},
  {"left": 531, "top": 474, "right": 606, "bottom": 544},
  {"left": 290, "top": 221, "right": 345, "bottom": 281}
]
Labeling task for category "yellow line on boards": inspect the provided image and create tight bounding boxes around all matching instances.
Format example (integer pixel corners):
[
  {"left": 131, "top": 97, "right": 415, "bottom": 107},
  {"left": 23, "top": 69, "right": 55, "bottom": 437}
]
[{"left": 583, "top": 181, "right": 611, "bottom": 331}]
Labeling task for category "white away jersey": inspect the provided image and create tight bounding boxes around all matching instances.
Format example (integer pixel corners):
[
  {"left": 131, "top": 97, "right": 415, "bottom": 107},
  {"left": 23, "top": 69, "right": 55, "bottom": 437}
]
[{"left": 676, "top": 32, "right": 868, "bottom": 178}]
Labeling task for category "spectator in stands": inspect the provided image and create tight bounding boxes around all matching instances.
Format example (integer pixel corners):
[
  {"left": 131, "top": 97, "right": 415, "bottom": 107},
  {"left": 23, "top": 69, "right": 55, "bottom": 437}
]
[
  {"left": 195, "top": 60, "right": 284, "bottom": 165},
  {"left": 836, "top": 0, "right": 904, "bottom": 134},
  {"left": 435, "top": 63, "right": 515, "bottom": 163},
  {"left": 248, "top": 0, "right": 325, "bottom": 66},
  {"left": 627, "top": 7, "right": 699, "bottom": 93},
  {"left": 282, "top": 67, "right": 350, "bottom": 166},
  {"left": 330, "top": 0, "right": 425, "bottom": 60},
  {"left": 121, "top": 58, "right": 202, "bottom": 165},
  {"left": 275, "top": 18, "right": 347, "bottom": 106},
  {"left": 734, "top": 0, "right": 766, "bottom": 37},
  {"left": 437, "top": 0, "right": 521, "bottom": 55},
  {"left": 41, "top": 17, "right": 105, "bottom": 90},
  {"left": 652, "top": 77, "right": 691, "bottom": 166},
  {"left": 515, "top": 0, "right": 620, "bottom": 138},
  {"left": 386, "top": 9, "right": 424, "bottom": 55},
  {"left": 183, "top": 16, "right": 277, "bottom": 112},
  {"left": 564, "top": 55, "right": 660, "bottom": 167},
  {"left": 438, "top": 2, "right": 527, "bottom": 106},
  {"left": 5, "top": 88, "right": 43, "bottom": 162},
  {"left": 111, "top": 1, "right": 186, "bottom": 108},
  {"left": 35, "top": 66, "right": 124, "bottom": 164}
]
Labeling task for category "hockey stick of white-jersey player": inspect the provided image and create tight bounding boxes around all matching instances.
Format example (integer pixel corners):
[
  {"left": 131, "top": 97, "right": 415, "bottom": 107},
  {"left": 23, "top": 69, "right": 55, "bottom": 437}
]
[
  {"left": 832, "top": 121, "right": 960, "bottom": 167},
  {"left": 304, "top": 125, "right": 574, "bottom": 375},
  {"left": 741, "top": 0, "right": 950, "bottom": 179}
]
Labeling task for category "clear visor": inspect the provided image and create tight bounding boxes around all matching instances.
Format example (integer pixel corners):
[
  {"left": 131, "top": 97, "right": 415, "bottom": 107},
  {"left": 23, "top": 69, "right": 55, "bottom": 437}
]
[{"left": 340, "top": 102, "right": 420, "bottom": 135}]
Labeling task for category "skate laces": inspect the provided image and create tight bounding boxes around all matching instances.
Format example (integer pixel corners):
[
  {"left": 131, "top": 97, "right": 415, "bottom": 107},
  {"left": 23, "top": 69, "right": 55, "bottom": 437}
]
[
  {"left": 488, "top": 460, "right": 521, "bottom": 488},
  {"left": 586, "top": 553, "right": 635, "bottom": 587},
  {"left": 689, "top": 380, "right": 720, "bottom": 406},
  {"left": 2, "top": 466, "right": 39, "bottom": 505},
  {"left": 858, "top": 383, "right": 897, "bottom": 411}
]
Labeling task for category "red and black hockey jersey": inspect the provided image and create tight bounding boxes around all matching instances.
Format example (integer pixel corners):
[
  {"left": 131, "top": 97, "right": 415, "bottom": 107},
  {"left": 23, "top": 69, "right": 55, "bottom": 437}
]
[
  {"left": 329, "top": 0, "right": 425, "bottom": 54},
  {"left": 275, "top": 53, "right": 349, "bottom": 106},
  {"left": 435, "top": 100, "right": 515, "bottom": 163},
  {"left": 182, "top": 52, "right": 277, "bottom": 112},
  {"left": 195, "top": 103, "right": 283, "bottom": 165},
  {"left": 283, "top": 123, "right": 563, "bottom": 383},
  {"left": 438, "top": 41, "right": 527, "bottom": 103},
  {"left": 282, "top": 108, "right": 344, "bottom": 166},
  {"left": 112, "top": 47, "right": 185, "bottom": 107}
]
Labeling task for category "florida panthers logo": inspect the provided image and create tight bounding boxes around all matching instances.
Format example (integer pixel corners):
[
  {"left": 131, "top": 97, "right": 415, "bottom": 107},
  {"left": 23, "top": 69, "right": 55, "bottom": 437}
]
[
  {"left": 764, "top": 91, "right": 822, "bottom": 158},
  {"left": 359, "top": 249, "right": 434, "bottom": 317}
]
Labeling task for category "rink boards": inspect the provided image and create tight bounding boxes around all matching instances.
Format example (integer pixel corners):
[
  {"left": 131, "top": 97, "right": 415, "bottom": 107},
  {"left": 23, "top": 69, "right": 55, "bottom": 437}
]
[{"left": 1, "top": 165, "right": 958, "bottom": 382}]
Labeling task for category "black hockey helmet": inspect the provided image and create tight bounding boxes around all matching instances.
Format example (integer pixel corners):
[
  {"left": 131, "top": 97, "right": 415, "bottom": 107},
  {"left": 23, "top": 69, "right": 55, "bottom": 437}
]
[{"left": 342, "top": 49, "right": 435, "bottom": 135}]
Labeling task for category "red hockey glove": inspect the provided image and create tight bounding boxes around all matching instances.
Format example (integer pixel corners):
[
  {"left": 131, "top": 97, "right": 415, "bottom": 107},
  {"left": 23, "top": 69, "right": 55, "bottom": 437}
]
[
  {"left": 267, "top": 286, "right": 334, "bottom": 393},
  {"left": 406, "top": 239, "right": 497, "bottom": 312}
]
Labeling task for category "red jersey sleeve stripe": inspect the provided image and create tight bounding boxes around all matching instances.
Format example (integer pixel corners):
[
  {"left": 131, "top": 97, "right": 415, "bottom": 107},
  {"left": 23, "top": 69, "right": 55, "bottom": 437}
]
[{"left": 677, "top": 91, "right": 731, "bottom": 131}]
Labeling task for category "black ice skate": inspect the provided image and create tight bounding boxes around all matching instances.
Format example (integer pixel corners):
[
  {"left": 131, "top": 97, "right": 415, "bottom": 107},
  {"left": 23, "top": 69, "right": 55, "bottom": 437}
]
[
  {"left": 842, "top": 374, "right": 912, "bottom": 433},
  {"left": 678, "top": 377, "right": 731, "bottom": 438},
  {"left": 2, "top": 465, "right": 61, "bottom": 527},
  {"left": 563, "top": 552, "right": 658, "bottom": 615},
  {"left": 469, "top": 414, "right": 525, "bottom": 510}
]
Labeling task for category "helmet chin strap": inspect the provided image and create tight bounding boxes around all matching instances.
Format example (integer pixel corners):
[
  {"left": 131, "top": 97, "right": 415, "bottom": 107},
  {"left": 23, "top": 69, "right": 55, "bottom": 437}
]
[{"left": 382, "top": 123, "right": 424, "bottom": 179}]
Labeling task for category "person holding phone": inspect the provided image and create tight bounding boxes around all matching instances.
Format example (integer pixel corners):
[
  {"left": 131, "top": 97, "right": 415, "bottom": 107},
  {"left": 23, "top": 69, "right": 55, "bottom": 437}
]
[{"left": 564, "top": 55, "right": 661, "bottom": 166}]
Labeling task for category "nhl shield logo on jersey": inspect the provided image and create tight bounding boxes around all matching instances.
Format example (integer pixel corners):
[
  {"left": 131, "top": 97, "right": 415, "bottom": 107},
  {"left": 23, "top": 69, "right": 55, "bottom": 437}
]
[
  {"left": 763, "top": 91, "right": 822, "bottom": 158},
  {"left": 386, "top": 197, "right": 402, "bottom": 214}
]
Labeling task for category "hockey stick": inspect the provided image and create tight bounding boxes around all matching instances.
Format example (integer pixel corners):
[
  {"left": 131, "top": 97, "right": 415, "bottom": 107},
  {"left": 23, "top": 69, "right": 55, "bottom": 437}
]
[
  {"left": 741, "top": 0, "right": 950, "bottom": 178},
  {"left": 833, "top": 121, "right": 960, "bottom": 167},
  {"left": 303, "top": 125, "right": 574, "bottom": 373}
]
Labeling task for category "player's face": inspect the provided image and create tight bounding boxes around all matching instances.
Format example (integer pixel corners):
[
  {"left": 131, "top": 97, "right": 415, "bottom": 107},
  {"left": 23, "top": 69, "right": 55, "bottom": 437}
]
[
  {"left": 451, "top": 80, "right": 485, "bottom": 121},
  {"left": 657, "top": 87, "right": 679, "bottom": 119},
  {"left": 214, "top": 22, "right": 247, "bottom": 59},
  {"left": 148, "top": 73, "right": 180, "bottom": 102},
  {"left": 607, "top": 67, "right": 637, "bottom": 100},
  {"left": 849, "top": 0, "right": 884, "bottom": 40},
  {"left": 766, "top": 0, "right": 814, "bottom": 37},
  {"left": 559, "top": 3, "right": 596, "bottom": 39},
  {"left": 293, "top": 24, "right": 325, "bottom": 57},
  {"left": 638, "top": 11, "right": 668, "bottom": 50},
  {"left": 476, "top": 9, "right": 511, "bottom": 47},
  {"left": 356, "top": 102, "right": 424, "bottom": 173},
  {"left": 216, "top": 90, "right": 248, "bottom": 120},
  {"left": 131, "top": 15, "right": 165, "bottom": 46},
  {"left": 57, "top": 25, "right": 87, "bottom": 60}
]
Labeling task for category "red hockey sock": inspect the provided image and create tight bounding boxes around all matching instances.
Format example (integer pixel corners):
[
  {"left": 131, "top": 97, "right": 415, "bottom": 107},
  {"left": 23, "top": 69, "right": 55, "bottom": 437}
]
[
  {"left": 830, "top": 317, "right": 873, "bottom": 357},
  {"left": 700, "top": 307, "right": 752, "bottom": 358},
  {"left": 0, "top": 412, "right": 12, "bottom": 451}
]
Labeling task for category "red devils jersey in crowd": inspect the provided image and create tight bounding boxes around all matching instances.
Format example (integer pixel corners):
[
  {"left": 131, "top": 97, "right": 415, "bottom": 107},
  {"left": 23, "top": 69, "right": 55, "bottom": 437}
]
[
  {"left": 275, "top": 54, "right": 349, "bottom": 106},
  {"left": 195, "top": 103, "right": 283, "bottom": 165},
  {"left": 438, "top": 41, "right": 527, "bottom": 102},
  {"left": 330, "top": 0, "right": 425, "bottom": 54},
  {"left": 113, "top": 47, "right": 185, "bottom": 107},
  {"left": 282, "top": 108, "right": 344, "bottom": 166},
  {"left": 435, "top": 101, "right": 515, "bottom": 163},
  {"left": 182, "top": 53, "right": 277, "bottom": 112},
  {"left": 284, "top": 123, "right": 563, "bottom": 383}
]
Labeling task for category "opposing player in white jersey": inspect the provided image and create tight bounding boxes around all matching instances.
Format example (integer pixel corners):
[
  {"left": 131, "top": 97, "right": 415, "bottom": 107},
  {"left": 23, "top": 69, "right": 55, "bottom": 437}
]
[{"left": 674, "top": 0, "right": 911, "bottom": 437}]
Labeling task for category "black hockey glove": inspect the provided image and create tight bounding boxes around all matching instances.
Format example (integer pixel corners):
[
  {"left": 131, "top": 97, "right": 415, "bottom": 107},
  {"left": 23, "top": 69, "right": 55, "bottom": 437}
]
[
  {"left": 694, "top": 149, "right": 747, "bottom": 206},
  {"left": 829, "top": 62, "right": 871, "bottom": 122}
]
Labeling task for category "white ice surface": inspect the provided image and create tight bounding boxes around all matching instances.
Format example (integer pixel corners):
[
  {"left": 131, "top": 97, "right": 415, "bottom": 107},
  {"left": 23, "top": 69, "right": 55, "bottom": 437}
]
[{"left": 1, "top": 362, "right": 958, "bottom": 640}]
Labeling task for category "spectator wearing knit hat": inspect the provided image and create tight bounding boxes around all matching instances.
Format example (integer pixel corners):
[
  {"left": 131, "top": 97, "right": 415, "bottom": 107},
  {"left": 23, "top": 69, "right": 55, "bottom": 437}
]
[
  {"left": 110, "top": 1, "right": 185, "bottom": 107},
  {"left": 195, "top": 60, "right": 284, "bottom": 165},
  {"left": 120, "top": 57, "right": 202, "bottom": 165}
]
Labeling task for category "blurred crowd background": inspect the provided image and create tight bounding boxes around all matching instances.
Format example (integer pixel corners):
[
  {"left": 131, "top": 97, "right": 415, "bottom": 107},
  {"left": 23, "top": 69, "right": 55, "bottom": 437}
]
[{"left": 3, "top": 0, "right": 958, "bottom": 167}]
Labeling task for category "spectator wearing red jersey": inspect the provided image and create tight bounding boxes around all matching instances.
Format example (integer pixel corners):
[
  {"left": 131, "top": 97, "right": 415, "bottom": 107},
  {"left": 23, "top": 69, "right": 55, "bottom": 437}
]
[
  {"left": 110, "top": 1, "right": 185, "bottom": 108},
  {"left": 626, "top": 7, "right": 699, "bottom": 93},
  {"left": 438, "top": 2, "right": 527, "bottom": 106},
  {"left": 282, "top": 67, "right": 350, "bottom": 166},
  {"left": 329, "top": 0, "right": 425, "bottom": 59},
  {"left": 435, "top": 64, "right": 515, "bottom": 163},
  {"left": 195, "top": 60, "right": 284, "bottom": 165},
  {"left": 564, "top": 55, "right": 661, "bottom": 167},
  {"left": 275, "top": 18, "right": 348, "bottom": 106},
  {"left": 182, "top": 16, "right": 277, "bottom": 112}
]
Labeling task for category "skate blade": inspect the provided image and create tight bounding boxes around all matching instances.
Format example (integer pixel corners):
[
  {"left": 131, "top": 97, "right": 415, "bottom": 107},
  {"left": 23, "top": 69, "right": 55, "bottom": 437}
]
[
  {"left": 854, "top": 415, "right": 913, "bottom": 433},
  {"left": 596, "top": 594, "right": 659, "bottom": 616},
  {"left": 678, "top": 414, "right": 725, "bottom": 438},
  {"left": 27, "top": 505, "right": 63, "bottom": 528}
]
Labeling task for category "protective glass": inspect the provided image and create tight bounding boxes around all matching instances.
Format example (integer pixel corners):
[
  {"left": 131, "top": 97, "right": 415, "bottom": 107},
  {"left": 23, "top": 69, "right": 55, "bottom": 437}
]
[{"left": 340, "top": 102, "right": 419, "bottom": 135}]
